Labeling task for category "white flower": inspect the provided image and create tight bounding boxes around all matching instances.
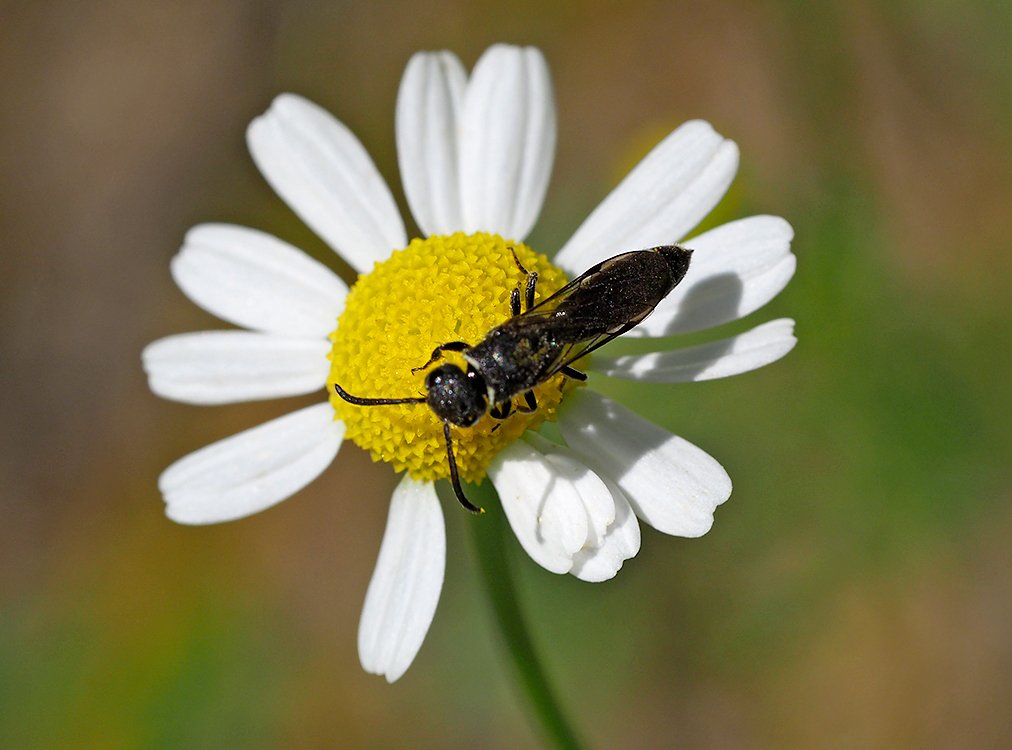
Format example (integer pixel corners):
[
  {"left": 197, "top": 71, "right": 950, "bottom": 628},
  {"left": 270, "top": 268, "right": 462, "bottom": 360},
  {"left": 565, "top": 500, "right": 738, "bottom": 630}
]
[{"left": 143, "top": 44, "right": 796, "bottom": 682}]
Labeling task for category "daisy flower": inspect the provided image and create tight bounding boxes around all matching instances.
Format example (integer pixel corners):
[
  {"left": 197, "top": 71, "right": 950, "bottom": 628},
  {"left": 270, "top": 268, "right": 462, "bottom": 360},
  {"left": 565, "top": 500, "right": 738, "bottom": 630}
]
[{"left": 143, "top": 44, "right": 796, "bottom": 683}]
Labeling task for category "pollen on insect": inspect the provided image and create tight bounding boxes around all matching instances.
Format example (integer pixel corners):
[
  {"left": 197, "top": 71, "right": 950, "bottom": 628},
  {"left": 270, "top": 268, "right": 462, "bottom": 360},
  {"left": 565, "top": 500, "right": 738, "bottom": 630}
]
[{"left": 327, "top": 232, "right": 575, "bottom": 482}]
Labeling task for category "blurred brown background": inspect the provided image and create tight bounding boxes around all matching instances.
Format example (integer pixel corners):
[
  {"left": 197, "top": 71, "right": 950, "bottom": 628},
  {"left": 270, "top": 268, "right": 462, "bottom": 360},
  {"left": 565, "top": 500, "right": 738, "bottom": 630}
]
[{"left": 2, "top": 1, "right": 1009, "bottom": 748}]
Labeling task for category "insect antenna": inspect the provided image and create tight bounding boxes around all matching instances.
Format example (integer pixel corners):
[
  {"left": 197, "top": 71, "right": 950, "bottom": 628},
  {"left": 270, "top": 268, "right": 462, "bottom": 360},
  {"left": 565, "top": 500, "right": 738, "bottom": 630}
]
[
  {"left": 332, "top": 382, "right": 426, "bottom": 406},
  {"left": 443, "top": 422, "right": 484, "bottom": 514},
  {"left": 334, "top": 383, "right": 483, "bottom": 514}
]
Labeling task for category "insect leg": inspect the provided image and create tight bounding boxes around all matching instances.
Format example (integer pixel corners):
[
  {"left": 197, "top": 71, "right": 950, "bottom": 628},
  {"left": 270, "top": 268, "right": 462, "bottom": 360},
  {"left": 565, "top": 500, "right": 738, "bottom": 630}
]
[
  {"left": 508, "top": 246, "right": 538, "bottom": 311},
  {"left": 515, "top": 390, "right": 538, "bottom": 414},
  {"left": 443, "top": 422, "right": 483, "bottom": 514},
  {"left": 411, "top": 341, "right": 470, "bottom": 373},
  {"left": 489, "top": 400, "right": 514, "bottom": 420},
  {"left": 333, "top": 383, "right": 427, "bottom": 406},
  {"left": 560, "top": 365, "right": 587, "bottom": 381},
  {"left": 510, "top": 287, "right": 521, "bottom": 317},
  {"left": 509, "top": 246, "right": 529, "bottom": 275},
  {"left": 525, "top": 272, "right": 538, "bottom": 312}
]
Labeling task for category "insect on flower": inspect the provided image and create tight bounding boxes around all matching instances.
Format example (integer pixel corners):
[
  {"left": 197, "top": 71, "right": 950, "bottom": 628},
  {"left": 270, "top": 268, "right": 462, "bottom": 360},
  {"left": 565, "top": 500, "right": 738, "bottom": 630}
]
[{"left": 333, "top": 244, "right": 693, "bottom": 512}]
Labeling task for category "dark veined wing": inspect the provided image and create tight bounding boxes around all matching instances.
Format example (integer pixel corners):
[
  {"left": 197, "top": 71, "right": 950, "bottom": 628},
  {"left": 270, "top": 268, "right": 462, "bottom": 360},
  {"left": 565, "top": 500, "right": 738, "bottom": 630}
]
[
  {"left": 506, "top": 247, "right": 689, "bottom": 381},
  {"left": 523, "top": 247, "right": 688, "bottom": 329}
]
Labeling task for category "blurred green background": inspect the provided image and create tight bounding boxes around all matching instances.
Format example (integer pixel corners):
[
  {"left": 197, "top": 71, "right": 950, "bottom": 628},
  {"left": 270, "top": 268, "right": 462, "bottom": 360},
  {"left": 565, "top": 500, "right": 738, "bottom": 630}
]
[{"left": 2, "top": 1, "right": 1009, "bottom": 748}]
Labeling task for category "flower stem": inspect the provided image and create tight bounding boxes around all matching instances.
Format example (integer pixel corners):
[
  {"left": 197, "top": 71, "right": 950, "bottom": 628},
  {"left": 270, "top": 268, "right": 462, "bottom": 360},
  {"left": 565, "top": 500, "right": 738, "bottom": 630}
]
[{"left": 467, "top": 481, "right": 586, "bottom": 750}]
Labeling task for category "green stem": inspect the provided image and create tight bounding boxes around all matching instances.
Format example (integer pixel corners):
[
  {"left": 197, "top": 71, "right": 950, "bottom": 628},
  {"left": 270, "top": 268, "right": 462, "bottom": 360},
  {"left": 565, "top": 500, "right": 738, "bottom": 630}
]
[{"left": 467, "top": 481, "right": 586, "bottom": 750}]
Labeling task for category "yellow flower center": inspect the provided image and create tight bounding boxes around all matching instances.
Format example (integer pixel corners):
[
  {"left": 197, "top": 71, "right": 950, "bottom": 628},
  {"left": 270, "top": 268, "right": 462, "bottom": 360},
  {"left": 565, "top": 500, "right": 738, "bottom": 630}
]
[{"left": 327, "top": 232, "right": 573, "bottom": 483}]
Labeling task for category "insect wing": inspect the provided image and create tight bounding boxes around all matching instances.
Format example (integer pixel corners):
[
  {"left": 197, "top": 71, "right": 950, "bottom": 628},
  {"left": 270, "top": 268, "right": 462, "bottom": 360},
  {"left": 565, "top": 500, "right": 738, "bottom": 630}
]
[
  {"left": 504, "top": 252, "right": 648, "bottom": 378},
  {"left": 515, "top": 247, "right": 690, "bottom": 376},
  {"left": 523, "top": 253, "right": 635, "bottom": 317}
]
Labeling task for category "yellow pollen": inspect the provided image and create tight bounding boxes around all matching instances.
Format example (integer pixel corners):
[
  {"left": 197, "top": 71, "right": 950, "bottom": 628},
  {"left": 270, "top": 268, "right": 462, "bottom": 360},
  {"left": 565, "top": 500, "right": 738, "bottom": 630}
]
[{"left": 327, "top": 232, "right": 574, "bottom": 483}]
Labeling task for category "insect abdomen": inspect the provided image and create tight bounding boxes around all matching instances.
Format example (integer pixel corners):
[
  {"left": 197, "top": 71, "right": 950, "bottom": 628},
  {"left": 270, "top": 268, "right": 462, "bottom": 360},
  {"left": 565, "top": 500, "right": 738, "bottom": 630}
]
[{"left": 656, "top": 244, "right": 693, "bottom": 287}]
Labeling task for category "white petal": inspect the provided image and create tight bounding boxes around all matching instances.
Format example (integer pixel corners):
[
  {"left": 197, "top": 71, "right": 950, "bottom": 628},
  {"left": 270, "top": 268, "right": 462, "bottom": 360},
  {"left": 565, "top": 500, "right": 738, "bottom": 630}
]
[
  {"left": 142, "top": 331, "right": 331, "bottom": 405},
  {"left": 523, "top": 432, "right": 615, "bottom": 549},
  {"left": 247, "top": 94, "right": 406, "bottom": 273},
  {"left": 358, "top": 476, "right": 445, "bottom": 683},
  {"left": 593, "top": 319, "right": 797, "bottom": 382},
  {"left": 459, "top": 45, "right": 556, "bottom": 240},
  {"left": 160, "top": 402, "right": 343, "bottom": 524},
  {"left": 487, "top": 441, "right": 587, "bottom": 574},
  {"left": 558, "top": 390, "right": 731, "bottom": 537},
  {"left": 570, "top": 486, "right": 641, "bottom": 583},
  {"left": 555, "top": 120, "right": 738, "bottom": 275},
  {"left": 524, "top": 432, "right": 638, "bottom": 582},
  {"left": 396, "top": 51, "right": 467, "bottom": 236},
  {"left": 171, "top": 223, "right": 347, "bottom": 337},
  {"left": 629, "top": 215, "right": 796, "bottom": 336}
]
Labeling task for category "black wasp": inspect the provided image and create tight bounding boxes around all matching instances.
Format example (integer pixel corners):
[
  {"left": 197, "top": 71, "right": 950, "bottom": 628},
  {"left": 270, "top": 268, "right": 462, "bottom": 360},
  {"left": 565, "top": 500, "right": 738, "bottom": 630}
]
[{"left": 333, "top": 245, "right": 693, "bottom": 513}]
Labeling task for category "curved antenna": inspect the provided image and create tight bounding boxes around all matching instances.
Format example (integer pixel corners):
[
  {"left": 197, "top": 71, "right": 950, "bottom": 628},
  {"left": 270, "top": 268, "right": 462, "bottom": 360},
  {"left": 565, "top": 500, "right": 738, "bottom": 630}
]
[
  {"left": 335, "top": 382, "right": 483, "bottom": 514},
  {"left": 443, "top": 422, "right": 483, "bottom": 514},
  {"left": 333, "top": 382, "right": 426, "bottom": 406}
]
